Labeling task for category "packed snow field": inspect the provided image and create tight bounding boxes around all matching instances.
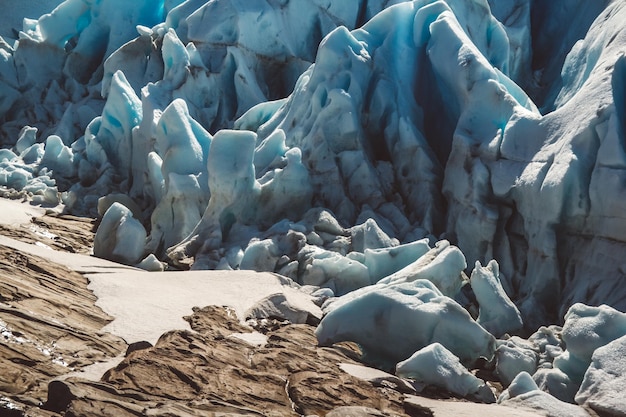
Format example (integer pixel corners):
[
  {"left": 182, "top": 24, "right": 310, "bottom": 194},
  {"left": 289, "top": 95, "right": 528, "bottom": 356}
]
[{"left": 1, "top": 0, "right": 626, "bottom": 415}]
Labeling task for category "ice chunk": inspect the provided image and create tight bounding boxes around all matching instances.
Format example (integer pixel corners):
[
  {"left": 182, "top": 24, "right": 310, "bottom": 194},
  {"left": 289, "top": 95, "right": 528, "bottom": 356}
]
[
  {"left": 148, "top": 173, "right": 208, "bottom": 257},
  {"left": 487, "top": 0, "right": 531, "bottom": 83},
  {"left": 528, "top": 325, "right": 564, "bottom": 365},
  {"left": 495, "top": 337, "right": 539, "bottom": 387},
  {"left": 240, "top": 239, "right": 280, "bottom": 272},
  {"left": 575, "top": 335, "right": 626, "bottom": 416},
  {"left": 41, "top": 135, "right": 75, "bottom": 178},
  {"left": 532, "top": 366, "right": 580, "bottom": 406},
  {"left": 299, "top": 208, "right": 347, "bottom": 237},
  {"left": 316, "top": 279, "right": 496, "bottom": 368},
  {"left": 36, "top": 0, "right": 91, "bottom": 47},
  {"left": 0, "top": 149, "right": 18, "bottom": 162},
  {"left": 499, "top": 372, "right": 590, "bottom": 417},
  {"left": 155, "top": 98, "right": 211, "bottom": 180},
  {"left": 0, "top": 165, "right": 31, "bottom": 190},
  {"left": 531, "top": 303, "right": 626, "bottom": 403},
  {"left": 470, "top": 260, "right": 523, "bottom": 337},
  {"left": 101, "top": 30, "right": 163, "bottom": 97},
  {"left": 379, "top": 240, "right": 467, "bottom": 298},
  {"left": 41, "top": 0, "right": 165, "bottom": 82},
  {"left": 28, "top": 184, "right": 60, "bottom": 206},
  {"left": 244, "top": 292, "right": 322, "bottom": 325},
  {"left": 500, "top": 371, "right": 538, "bottom": 400},
  {"left": 396, "top": 342, "right": 495, "bottom": 403},
  {"left": 135, "top": 254, "right": 165, "bottom": 272},
  {"left": 4, "top": 166, "right": 61, "bottom": 206},
  {"left": 256, "top": 146, "right": 313, "bottom": 227},
  {"left": 19, "top": 144, "right": 44, "bottom": 165},
  {"left": 142, "top": 98, "right": 212, "bottom": 255},
  {"left": 94, "top": 202, "right": 147, "bottom": 265},
  {"left": 161, "top": 28, "right": 190, "bottom": 88},
  {"left": 167, "top": 130, "right": 260, "bottom": 266},
  {"left": 14, "top": 126, "right": 38, "bottom": 154},
  {"left": 80, "top": 70, "right": 142, "bottom": 182},
  {"left": 253, "top": 129, "right": 289, "bottom": 174},
  {"left": 298, "top": 246, "right": 370, "bottom": 295},
  {"left": 362, "top": 238, "right": 431, "bottom": 284},
  {"left": 4, "top": 1, "right": 626, "bottom": 393},
  {"left": 349, "top": 218, "right": 398, "bottom": 252},
  {"left": 560, "top": 303, "right": 626, "bottom": 363}
]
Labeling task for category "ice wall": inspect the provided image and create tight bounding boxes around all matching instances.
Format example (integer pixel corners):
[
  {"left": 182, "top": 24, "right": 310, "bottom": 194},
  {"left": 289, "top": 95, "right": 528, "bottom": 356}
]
[{"left": 1, "top": 0, "right": 626, "bottom": 381}]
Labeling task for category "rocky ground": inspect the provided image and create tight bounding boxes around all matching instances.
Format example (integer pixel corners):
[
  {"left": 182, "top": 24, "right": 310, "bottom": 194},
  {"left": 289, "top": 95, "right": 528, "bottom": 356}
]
[{"left": 0, "top": 199, "right": 543, "bottom": 417}]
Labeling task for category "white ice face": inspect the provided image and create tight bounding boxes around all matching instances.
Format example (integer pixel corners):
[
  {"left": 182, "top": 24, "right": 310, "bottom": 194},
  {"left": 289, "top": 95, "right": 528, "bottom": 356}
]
[
  {"left": 2, "top": 1, "right": 626, "bottom": 414},
  {"left": 396, "top": 342, "right": 495, "bottom": 403},
  {"left": 470, "top": 259, "right": 523, "bottom": 337},
  {"left": 575, "top": 334, "right": 626, "bottom": 415}
]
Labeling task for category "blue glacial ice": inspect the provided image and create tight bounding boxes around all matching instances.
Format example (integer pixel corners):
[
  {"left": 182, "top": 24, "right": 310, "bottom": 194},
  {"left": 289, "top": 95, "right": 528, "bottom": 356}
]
[
  {"left": 470, "top": 259, "right": 523, "bottom": 337},
  {"left": 532, "top": 303, "right": 626, "bottom": 402},
  {"left": 94, "top": 201, "right": 147, "bottom": 265},
  {"left": 377, "top": 240, "right": 467, "bottom": 298},
  {"left": 494, "top": 336, "right": 539, "bottom": 387},
  {"left": 498, "top": 371, "right": 590, "bottom": 417},
  {"left": 316, "top": 278, "right": 496, "bottom": 368},
  {"left": 575, "top": 334, "right": 626, "bottom": 416},
  {"left": 396, "top": 342, "right": 496, "bottom": 403},
  {"left": 2, "top": 0, "right": 626, "bottom": 413}
]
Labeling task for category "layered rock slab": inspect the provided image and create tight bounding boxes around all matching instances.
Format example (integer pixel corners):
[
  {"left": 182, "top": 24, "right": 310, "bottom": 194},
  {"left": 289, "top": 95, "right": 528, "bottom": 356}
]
[
  {"left": 48, "top": 306, "right": 419, "bottom": 416},
  {"left": 0, "top": 243, "right": 126, "bottom": 415}
]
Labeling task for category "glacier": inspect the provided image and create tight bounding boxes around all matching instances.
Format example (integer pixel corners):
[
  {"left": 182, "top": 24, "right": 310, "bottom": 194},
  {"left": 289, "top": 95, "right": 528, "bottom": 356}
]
[
  {"left": 2, "top": 0, "right": 626, "bottom": 414},
  {"left": 396, "top": 342, "right": 496, "bottom": 403}
]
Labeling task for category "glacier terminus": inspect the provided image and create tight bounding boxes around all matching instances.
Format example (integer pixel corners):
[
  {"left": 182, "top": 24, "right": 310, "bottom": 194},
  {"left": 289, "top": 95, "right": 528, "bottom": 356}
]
[{"left": 1, "top": 0, "right": 626, "bottom": 415}]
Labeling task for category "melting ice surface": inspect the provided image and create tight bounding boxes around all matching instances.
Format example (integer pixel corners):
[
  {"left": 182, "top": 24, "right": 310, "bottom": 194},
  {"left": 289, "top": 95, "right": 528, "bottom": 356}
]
[{"left": 2, "top": 0, "right": 626, "bottom": 414}]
